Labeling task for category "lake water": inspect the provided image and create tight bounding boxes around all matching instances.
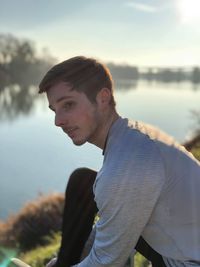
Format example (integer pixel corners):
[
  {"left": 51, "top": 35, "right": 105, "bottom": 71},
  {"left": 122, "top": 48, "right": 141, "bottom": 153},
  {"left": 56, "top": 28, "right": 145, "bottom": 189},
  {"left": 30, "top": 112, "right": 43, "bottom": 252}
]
[{"left": 0, "top": 80, "right": 200, "bottom": 220}]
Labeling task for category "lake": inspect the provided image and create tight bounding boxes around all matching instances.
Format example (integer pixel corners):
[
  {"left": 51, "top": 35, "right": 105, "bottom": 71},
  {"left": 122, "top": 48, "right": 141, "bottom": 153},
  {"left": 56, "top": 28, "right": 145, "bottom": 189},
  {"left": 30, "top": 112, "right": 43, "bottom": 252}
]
[{"left": 0, "top": 80, "right": 200, "bottom": 220}]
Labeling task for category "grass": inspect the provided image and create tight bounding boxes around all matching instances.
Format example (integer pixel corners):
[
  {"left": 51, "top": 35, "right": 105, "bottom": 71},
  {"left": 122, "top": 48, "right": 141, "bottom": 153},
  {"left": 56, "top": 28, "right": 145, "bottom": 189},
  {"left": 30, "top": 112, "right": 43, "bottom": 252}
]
[
  {"left": 19, "top": 233, "right": 61, "bottom": 267},
  {"left": 191, "top": 147, "right": 200, "bottom": 161}
]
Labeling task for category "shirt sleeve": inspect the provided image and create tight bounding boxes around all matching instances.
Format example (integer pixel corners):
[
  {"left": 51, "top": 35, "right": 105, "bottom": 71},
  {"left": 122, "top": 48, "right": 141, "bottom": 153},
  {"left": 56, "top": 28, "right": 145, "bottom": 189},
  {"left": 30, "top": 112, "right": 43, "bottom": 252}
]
[
  {"left": 80, "top": 225, "right": 96, "bottom": 260},
  {"left": 72, "top": 140, "right": 165, "bottom": 267}
]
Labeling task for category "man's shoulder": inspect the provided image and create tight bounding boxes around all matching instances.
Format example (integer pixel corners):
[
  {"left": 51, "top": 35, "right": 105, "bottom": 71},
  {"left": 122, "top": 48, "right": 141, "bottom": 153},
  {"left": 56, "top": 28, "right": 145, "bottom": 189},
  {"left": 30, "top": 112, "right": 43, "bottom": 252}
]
[
  {"left": 127, "top": 119, "right": 176, "bottom": 146},
  {"left": 106, "top": 117, "right": 191, "bottom": 165},
  {"left": 102, "top": 118, "right": 169, "bottom": 175},
  {"left": 106, "top": 117, "right": 174, "bottom": 156}
]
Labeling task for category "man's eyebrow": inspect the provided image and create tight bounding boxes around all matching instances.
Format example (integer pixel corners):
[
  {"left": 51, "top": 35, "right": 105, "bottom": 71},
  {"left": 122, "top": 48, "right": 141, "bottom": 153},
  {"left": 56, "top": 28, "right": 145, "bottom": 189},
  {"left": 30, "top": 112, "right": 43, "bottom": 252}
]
[{"left": 48, "top": 96, "right": 73, "bottom": 110}]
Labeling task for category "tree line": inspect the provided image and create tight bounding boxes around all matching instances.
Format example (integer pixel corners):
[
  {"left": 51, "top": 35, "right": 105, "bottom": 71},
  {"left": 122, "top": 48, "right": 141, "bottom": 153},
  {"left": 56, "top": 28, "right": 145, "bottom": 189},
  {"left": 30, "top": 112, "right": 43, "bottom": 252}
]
[
  {"left": 108, "top": 64, "right": 200, "bottom": 84},
  {"left": 0, "top": 34, "right": 55, "bottom": 120},
  {"left": 0, "top": 34, "right": 199, "bottom": 120},
  {"left": 0, "top": 34, "right": 54, "bottom": 89},
  {"left": 1, "top": 34, "right": 200, "bottom": 88}
]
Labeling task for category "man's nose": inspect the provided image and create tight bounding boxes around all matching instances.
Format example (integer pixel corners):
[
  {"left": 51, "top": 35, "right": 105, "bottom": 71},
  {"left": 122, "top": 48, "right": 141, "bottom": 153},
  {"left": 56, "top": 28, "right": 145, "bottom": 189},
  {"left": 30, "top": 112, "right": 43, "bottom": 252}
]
[{"left": 55, "top": 113, "right": 66, "bottom": 127}]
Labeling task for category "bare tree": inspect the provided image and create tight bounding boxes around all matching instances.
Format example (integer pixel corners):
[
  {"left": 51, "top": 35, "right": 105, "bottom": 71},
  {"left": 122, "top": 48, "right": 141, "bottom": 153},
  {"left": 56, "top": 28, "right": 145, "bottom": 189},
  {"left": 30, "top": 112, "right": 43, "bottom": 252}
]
[{"left": 0, "top": 33, "right": 55, "bottom": 120}]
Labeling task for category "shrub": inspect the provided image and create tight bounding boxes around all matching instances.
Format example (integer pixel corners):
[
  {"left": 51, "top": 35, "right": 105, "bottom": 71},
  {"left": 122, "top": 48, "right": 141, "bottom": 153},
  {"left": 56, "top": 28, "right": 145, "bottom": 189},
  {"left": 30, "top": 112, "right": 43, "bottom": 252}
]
[{"left": 0, "top": 193, "right": 64, "bottom": 251}]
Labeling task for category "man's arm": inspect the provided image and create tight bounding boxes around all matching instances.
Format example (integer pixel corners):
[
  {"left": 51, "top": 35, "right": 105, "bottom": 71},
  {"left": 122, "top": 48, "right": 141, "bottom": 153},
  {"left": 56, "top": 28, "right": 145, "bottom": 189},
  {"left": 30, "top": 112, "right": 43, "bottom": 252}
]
[{"left": 73, "top": 143, "right": 165, "bottom": 266}]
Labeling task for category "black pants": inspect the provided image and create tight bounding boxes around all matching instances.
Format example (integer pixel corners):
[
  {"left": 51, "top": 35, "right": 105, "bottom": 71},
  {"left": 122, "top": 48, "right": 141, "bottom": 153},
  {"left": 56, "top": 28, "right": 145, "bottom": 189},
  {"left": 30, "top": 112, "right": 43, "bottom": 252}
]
[{"left": 56, "top": 168, "right": 166, "bottom": 267}]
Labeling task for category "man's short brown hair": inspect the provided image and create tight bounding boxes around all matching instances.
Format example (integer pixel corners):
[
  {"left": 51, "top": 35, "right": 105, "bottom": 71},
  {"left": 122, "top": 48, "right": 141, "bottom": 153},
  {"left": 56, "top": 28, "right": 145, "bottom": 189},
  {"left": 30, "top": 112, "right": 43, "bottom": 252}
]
[{"left": 39, "top": 56, "right": 115, "bottom": 106}]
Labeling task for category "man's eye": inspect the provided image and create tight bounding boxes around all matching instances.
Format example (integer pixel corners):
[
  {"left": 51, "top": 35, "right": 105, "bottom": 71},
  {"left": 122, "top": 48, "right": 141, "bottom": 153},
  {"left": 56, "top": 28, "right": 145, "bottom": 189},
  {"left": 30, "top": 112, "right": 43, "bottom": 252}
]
[{"left": 63, "top": 102, "right": 75, "bottom": 110}]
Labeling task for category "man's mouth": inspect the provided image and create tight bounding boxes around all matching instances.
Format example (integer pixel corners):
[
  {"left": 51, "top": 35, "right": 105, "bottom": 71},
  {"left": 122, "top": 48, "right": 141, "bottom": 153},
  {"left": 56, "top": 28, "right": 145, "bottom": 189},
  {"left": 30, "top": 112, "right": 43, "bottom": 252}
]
[{"left": 63, "top": 127, "right": 78, "bottom": 137}]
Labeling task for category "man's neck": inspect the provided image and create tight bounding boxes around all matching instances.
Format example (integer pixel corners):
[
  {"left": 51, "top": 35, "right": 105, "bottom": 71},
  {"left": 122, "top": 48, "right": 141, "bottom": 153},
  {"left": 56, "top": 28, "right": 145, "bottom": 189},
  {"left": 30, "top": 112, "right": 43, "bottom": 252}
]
[{"left": 91, "top": 111, "right": 120, "bottom": 150}]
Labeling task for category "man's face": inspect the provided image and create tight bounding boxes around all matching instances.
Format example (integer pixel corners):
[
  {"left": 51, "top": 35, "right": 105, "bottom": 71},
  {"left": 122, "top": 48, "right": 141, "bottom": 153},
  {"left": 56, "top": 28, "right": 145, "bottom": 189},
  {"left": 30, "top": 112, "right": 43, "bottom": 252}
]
[{"left": 47, "top": 81, "right": 103, "bottom": 146}]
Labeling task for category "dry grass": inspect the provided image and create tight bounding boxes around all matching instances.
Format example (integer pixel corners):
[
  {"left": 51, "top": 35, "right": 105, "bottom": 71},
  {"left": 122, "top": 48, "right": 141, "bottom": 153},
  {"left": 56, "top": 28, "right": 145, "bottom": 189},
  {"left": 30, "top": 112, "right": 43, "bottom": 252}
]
[{"left": 0, "top": 193, "right": 64, "bottom": 251}]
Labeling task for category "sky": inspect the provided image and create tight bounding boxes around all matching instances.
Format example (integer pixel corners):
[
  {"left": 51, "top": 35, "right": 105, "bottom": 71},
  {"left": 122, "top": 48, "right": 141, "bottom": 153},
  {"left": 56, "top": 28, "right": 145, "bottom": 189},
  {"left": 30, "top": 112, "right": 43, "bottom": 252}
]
[{"left": 0, "top": 0, "right": 200, "bottom": 67}]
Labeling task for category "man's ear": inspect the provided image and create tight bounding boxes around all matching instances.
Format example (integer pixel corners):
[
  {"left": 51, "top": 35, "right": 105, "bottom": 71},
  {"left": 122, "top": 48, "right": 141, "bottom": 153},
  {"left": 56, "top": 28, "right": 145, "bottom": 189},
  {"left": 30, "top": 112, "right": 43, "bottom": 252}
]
[{"left": 96, "top": 88, "right": 111, "bottom": 107}]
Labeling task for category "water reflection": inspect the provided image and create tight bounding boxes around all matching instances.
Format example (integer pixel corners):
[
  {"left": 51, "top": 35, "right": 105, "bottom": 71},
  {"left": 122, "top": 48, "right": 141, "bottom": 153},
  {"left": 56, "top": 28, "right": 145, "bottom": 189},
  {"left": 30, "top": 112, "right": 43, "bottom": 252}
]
[
  {"left": 192, "top": 82, "right": 200, "bottom": 91},
  {"left": 0, "top": 78, "right": 200, "bottom": 121},
  {"left": 0, "top": 85, "right": 38, "bottom": 121},
  {"left": 114, "top": 79, "right": 138, "bottom": 91}
]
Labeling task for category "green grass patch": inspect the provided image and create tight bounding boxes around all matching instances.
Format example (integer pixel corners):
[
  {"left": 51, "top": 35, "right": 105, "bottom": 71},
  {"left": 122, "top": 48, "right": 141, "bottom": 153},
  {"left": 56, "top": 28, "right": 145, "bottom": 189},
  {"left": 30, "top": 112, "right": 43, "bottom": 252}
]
[
  {"left": 191, "top": 147, "right": 200, "bottom": 161},
  {"left": 19, "top": 233, "right": 61, "bottom": 267}
]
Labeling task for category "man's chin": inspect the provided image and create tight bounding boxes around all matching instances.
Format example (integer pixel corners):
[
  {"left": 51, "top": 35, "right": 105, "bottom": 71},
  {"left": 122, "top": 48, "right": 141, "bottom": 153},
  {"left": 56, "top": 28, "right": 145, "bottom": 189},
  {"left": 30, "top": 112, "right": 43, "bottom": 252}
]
[{"left": 72, "top": 139, "right": 86, "bottom": 146}]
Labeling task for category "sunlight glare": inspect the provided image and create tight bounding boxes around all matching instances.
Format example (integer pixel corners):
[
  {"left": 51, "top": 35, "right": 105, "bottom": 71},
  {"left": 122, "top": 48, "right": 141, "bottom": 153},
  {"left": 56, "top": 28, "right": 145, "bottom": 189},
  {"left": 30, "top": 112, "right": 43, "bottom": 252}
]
[{"left": 177, "top": 0, "right": 200, "bottom": 24}]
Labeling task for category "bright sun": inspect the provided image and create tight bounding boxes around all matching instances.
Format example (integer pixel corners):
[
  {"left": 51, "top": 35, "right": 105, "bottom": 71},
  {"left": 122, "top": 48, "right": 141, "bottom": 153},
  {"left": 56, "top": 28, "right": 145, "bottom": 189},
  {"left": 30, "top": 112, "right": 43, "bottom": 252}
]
[{"left": 177, "top": 0, "right": 200, "bottom": 23}]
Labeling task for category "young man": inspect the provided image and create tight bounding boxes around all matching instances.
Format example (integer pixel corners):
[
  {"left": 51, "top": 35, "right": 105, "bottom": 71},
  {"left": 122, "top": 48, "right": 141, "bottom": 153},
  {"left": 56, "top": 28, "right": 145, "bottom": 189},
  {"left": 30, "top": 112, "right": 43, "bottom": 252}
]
[{"left": 39, "top": 56, "right": 200, "bottom": 267}]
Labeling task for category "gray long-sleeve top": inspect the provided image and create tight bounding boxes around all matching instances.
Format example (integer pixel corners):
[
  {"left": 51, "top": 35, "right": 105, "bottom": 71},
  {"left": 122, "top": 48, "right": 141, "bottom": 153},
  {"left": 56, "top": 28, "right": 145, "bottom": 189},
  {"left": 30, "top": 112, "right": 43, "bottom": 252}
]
[{"left": 73, "top": 117, "right": 200, "bottom": 266}]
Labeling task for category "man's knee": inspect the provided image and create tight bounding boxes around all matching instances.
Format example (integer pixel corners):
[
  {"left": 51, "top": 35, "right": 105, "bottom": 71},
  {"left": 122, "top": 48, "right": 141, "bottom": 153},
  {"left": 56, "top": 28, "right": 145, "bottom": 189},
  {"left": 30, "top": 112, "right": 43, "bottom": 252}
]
[
  {"left": 66, "top": 168, "right": 97, "bottom": 194},
  {"left": 69, "top": 167, "right": 97, "bottom": 181}
]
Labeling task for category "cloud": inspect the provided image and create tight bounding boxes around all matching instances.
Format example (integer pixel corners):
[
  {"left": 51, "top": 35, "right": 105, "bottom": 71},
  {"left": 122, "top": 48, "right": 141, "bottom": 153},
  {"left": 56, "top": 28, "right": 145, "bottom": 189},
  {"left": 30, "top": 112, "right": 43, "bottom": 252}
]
[{"left": 125, "top": 1, "right": 159, "bottom": 13}]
